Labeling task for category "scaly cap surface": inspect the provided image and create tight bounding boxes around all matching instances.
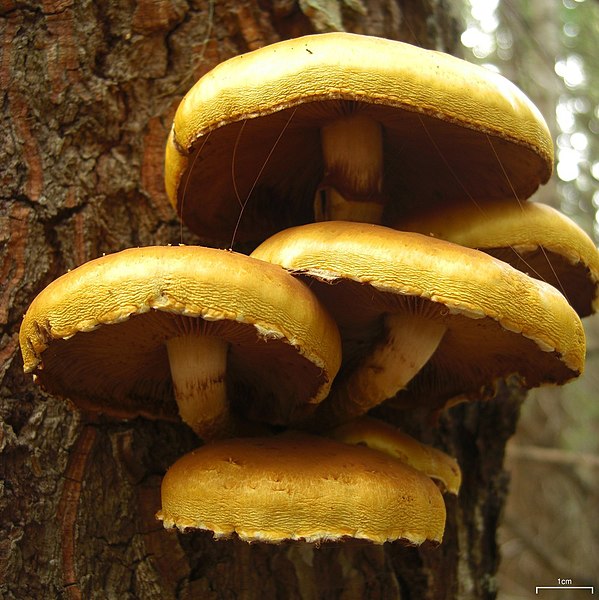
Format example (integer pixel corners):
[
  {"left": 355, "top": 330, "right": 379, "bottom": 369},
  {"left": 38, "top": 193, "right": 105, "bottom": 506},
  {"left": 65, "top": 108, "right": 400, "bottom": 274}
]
[{"left": 329, "top": 417, "right": 461, "bottom": 495}]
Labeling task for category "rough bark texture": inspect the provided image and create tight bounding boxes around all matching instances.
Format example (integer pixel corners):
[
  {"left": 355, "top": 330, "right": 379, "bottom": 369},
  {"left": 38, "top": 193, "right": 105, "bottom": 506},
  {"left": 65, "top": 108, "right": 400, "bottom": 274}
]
[{"left": 1, "top": 1, "right": 523, "bottom": 598}]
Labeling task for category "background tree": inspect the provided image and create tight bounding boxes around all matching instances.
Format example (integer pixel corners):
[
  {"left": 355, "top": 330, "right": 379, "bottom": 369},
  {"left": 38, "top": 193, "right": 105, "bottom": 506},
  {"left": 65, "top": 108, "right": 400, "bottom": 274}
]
[
  {"left": 461, "top": 2, "right": 598, "bottom": 597},
  {"left": 0, "top": 1, "right": 579, "bottom": 598}
]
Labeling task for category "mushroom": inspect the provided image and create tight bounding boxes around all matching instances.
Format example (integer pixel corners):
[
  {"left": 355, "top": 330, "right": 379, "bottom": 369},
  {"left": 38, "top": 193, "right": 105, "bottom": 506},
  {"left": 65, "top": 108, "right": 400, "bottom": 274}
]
[
  {"left": 165, "top": 32, "right": 553, "bottom": 246},
  {"left": 251, "top": 221, "right": 585, "bottom": 425},
  {"left": 328, "top": 416, "right": 461, "bottom": 495},
  {"left": 19, "top": 246, "right": 341, "bottom": 439},
  {"left": 393, "top": 199, "right": 599, "bottom": 317},
  {"left": 157, "top": 431, "right": 446, "bottom": 545}
]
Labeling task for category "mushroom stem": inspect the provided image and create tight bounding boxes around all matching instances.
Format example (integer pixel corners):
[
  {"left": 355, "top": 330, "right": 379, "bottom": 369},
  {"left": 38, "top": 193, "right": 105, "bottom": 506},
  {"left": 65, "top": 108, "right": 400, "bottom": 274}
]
[
  {"left": 316, "top": 313, "right": 447, "bottom": 427},
  {"left": 166, "top": 334, "right": 233, "bottom": 439},
  {"left": 314, "top": 114, "right": 385, "bottom": 223}
]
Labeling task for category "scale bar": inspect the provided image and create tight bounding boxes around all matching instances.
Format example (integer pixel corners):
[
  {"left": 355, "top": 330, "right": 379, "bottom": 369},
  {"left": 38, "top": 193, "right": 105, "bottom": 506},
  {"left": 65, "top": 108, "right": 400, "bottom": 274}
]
[{"left": 536, "top": 587, "right": 594, "bottom": 594}]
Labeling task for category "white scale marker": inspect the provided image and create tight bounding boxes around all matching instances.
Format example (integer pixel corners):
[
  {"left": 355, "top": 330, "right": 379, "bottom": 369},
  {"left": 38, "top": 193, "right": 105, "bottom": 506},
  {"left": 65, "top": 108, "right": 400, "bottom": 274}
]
[{"left": 536, "top": 584, "right": 594, "bottom": 594}]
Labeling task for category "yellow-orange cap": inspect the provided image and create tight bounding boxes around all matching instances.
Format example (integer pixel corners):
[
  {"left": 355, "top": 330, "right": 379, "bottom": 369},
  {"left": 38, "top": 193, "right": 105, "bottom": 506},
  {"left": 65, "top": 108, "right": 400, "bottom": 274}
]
[
  {"left": 166, "top": 32, "right": 553, "bottom": 245},
  {"left": 157, "top": 431, "right": 446, "bottom": 544},
  {"left": 252, "top": 221, "right": 585, "bottom": 413},
  {"left": 394, "top": 199, "right": 599, "bottom": 317}
]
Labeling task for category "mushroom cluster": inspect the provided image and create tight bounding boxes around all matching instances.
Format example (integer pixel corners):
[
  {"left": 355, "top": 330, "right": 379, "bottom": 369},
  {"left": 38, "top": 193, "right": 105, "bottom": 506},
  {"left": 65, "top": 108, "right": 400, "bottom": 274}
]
[{"left": 20, "top": 32, "right": 596, "bottom": 548}]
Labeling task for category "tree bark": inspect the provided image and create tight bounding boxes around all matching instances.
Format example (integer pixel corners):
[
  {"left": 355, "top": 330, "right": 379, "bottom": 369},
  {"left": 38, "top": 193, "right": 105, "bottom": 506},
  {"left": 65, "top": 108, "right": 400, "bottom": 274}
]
[{"left": 1, "top": 1, "right": 523, "bottom": 598}]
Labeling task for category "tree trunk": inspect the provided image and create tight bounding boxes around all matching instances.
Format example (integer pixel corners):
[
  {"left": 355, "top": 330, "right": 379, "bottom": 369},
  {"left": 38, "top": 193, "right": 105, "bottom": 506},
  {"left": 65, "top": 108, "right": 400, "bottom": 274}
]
[{"left": 0, "top": 1, "right": 523, "bottom": 598}]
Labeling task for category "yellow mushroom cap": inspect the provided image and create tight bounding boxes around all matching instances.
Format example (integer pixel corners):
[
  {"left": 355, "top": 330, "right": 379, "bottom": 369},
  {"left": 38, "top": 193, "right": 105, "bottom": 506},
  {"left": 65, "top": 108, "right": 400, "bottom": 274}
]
[
  {"left": 157, "top": 431, "right": 446, "bottom": 545},
  {"left": 19, "top": 246, "right": 341, "bottom": 424},
  {"left": 328, "top": 417, "right": 461, "bottom": 495},
  {"left": 251, "top": 221, "right": 585, "bottom": 410},
  {"left": 166, "top": 32, "right": 553, "bottom": 245},
  {"left": 394, "top": 199, "right": 599, "bottom": 317}
]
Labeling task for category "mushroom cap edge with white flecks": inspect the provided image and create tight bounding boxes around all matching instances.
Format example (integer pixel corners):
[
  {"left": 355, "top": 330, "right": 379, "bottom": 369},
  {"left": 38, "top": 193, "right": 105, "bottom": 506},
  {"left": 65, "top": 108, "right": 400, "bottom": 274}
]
[
  {"left": 157, "top": 431, "right": 447, "bottom": 545},
  {"left": 19, "top": 245, "right": 342, "bottom": 429},
  {"left": 251, "top": 221, "right": 585, "bottom": 421},
  {"left": 393, "top": 199, "right": 599, "bottom": 318}
]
